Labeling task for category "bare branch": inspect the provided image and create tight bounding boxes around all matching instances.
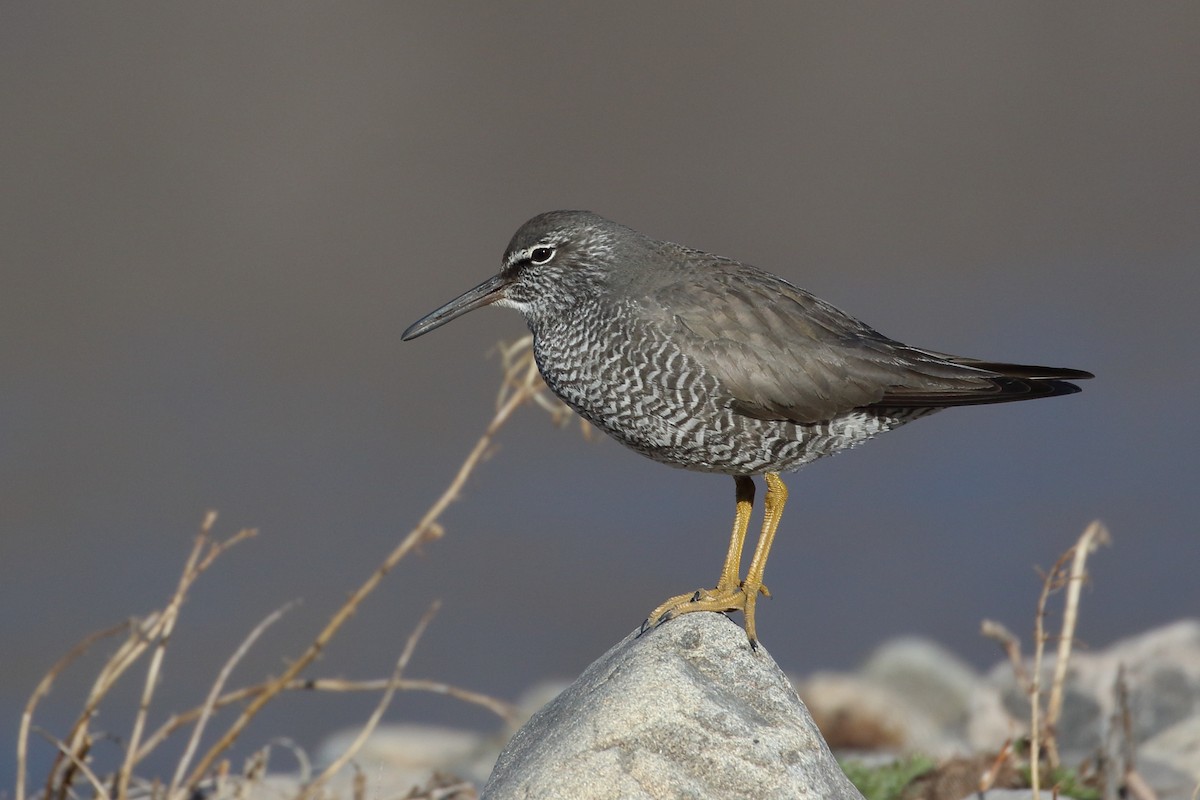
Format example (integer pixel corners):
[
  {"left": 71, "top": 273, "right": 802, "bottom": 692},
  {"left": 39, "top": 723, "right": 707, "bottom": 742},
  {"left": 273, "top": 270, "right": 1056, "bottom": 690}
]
[
  {"left": 978, "top": 740, "right": 1014, "bottom": 794},
  {"left": 1030, "top": 545, "right": 1076, "bottom": 792},
  {"left": 33, "top": 341, "right": 548, "bottom": 796},
  {"left": 39, "top": 729, "right": 109, "bottom": 800},
  {"left": 299, "top": 602, "right": 441, "bottom": 799},
  {"left": 168, "top": 602, "right": 295, "bottom": 799},
  {"left": 1045, "top": 521, "right": 1110, "bottom": 732},
  {"left": 181, "top": 340, "right": 548, "bottom": 787},
  {"left": 118, "top": 522, "right": 257, "bottom": 800},
  {"left": 18, "top": 622, "right": 129, "bottom": 800},
  {"left": 981, "top": 619, "right": 1029, "bottom": 693},
  {"left": 137, "top": 675, "right": 512, "bottom": 765}
]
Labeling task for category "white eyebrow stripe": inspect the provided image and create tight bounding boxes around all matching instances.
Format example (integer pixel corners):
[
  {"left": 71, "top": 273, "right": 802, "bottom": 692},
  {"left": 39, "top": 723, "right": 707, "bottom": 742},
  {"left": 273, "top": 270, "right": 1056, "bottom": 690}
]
[{"left": 505, "top": 239, "right": 562, "bottom": 268}]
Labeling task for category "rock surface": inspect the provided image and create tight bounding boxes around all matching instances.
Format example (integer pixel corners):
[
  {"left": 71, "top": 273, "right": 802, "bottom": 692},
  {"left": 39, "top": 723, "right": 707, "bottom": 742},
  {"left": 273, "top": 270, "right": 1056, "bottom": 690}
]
[
  {"left": 976, "top": 619, "right": 1200, "bottom": 761},
  {"left": 315, "top": 723, "right": 496, "bottom": 790},
  {"left": 481, "top": 612, "right": 863, "bottom": 800},
  {"left": 218, "top": 619, "right": 1200, "bottom": 799},
  {"left": 861, "top": 637, "right": 979, "bottom": 735},
  {"left": 799, "top": 671, "right": 966, "bottom": 757},
  {"left": 1141, "top": 714, "right": 1200, "bottom": 787}
]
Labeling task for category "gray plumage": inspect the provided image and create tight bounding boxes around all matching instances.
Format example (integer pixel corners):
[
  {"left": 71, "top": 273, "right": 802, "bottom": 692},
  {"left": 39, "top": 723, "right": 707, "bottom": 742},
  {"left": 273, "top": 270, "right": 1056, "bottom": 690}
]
[{"left": 403, "top": 210, "right": 1092, "bottom": 476}]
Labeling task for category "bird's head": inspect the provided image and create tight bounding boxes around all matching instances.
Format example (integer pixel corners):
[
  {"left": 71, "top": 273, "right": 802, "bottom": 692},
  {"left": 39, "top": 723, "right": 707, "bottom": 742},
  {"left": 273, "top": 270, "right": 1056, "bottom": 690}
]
[{"left": 401, "top": 210, "right": 640, "bottom": 340}]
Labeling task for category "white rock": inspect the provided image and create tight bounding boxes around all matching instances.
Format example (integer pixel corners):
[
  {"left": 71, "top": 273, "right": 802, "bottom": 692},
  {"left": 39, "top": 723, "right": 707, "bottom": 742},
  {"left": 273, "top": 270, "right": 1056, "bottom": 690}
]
[
  {"left": 799, "top": 672, "right": 967, "bottom": 757},
  {"left": 482, "top": 612, "right": 864, "bottom": 800},
  {"left": 1141, "top": 715, "right": 1200, "bottom": 785},
  {"left": 966, "top": 682, "right": 1023, "bottom": 753},
  {"left": 861, "top": 636, "right": 982, "bottom": 733},
  {"left": 315, "top": 723, "right": 493, "bottom": 791},
  {"left": 976, "top": 619, "right": 1200, "bottom": 758}
]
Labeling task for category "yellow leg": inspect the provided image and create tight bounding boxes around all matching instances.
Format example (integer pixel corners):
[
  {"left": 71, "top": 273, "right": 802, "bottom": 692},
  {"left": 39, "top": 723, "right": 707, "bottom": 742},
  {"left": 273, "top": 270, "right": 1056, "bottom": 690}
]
[
  {"left": 643, "top": 473, "right": 786, "bottom": 647},
  {"left": 740, "top": 471, "right": 787, "bottom": 645},
  {"left": 643, "top": 476, "right": 754, "bottom": 625},
  {"left": 717, "top": 475, "right": 755, "bottom": 591}
]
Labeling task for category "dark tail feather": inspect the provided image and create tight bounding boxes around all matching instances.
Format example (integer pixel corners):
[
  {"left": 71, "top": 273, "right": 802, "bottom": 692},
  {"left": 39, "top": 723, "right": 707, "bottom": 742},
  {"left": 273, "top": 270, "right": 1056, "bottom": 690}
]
[
  {"left": 947, "top": 358, "right": 1095, "bottom": 383},
  {"left": 872, "top": 360, "right": 1093, "bottom": 409}
]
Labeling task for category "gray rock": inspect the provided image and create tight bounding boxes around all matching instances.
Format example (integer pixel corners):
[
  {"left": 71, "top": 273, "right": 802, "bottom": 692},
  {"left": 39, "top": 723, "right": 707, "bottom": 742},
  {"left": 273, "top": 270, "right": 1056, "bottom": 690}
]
[
  {"left": 481, "top": 612, "right": 864, "bottom": 800},
  {"left": 975, "top": 619, "right": 1200, "bottom": 760},
  {"left": 1141, "top": 715, "right": 1200, "bottom": 788},
  {"left": 797, "top": 636, "right": 982, "bottom": 757},
  {"left": 861, "top": 636, "right": 982, "bottom": 735},
  {"left": 315, "top": 723, "right": 495, "bottom": 788},
  {"left": 966, "top": 681, "right": 1019, "bottom": 753},
  {"left": 798, "top": 671, "right": 967, "bottom": 757},
  {"left": 996, "top": 682, "right": 1103, "bottom": 758},
  {"left": 1132, "top": 757, "right": 1200, "bottom": 800}
]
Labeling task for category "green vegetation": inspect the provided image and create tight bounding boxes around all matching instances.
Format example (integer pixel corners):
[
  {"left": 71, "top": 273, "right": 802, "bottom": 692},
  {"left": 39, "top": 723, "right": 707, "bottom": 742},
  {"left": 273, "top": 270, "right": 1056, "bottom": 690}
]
[{"left": 840, "top": 756, "right": 936, "bottom": 800}]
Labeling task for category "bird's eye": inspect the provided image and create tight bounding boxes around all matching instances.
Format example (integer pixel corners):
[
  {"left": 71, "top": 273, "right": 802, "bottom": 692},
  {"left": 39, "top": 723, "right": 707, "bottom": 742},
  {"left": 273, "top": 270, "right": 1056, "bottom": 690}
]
[{"left": 529, "top": 246, "right": 556, "bottom": 265}]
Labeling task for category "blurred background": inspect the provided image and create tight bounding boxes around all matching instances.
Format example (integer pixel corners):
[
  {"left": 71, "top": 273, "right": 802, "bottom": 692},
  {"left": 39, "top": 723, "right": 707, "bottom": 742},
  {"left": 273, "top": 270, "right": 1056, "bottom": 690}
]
[{"left": 3, "top": 2, "right": 1198, "bottom": 788}]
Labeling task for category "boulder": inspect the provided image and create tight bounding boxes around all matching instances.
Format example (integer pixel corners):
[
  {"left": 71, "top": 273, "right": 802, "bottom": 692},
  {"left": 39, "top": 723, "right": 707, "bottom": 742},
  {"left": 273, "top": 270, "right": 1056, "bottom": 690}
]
[{"left": 482, "top": 612, "right": 863, "bottom": 800}]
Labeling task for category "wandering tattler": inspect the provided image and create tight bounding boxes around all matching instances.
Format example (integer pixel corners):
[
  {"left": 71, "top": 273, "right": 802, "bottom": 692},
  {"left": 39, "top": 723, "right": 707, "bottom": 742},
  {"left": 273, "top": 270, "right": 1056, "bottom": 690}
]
[{"left": 402, "top": 211, "right": 1092, "bottom": 645}]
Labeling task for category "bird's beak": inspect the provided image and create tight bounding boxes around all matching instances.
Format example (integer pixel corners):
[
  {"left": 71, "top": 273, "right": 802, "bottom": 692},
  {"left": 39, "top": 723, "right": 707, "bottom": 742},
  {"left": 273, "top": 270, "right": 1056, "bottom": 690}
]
[{"left": 401, "top": 273, "right": 510, "bottom": 341}]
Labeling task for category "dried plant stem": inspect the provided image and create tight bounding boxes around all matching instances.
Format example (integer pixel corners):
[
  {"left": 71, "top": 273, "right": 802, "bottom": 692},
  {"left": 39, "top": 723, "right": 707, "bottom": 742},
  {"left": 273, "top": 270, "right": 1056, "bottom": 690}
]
[
  {"left": 1026, "top": 521, "right": 1110, "bottom": 799},
  {"left": 980, "top": 619, "right": 1028, "bottom": 693},
  {"left": 979, "top": 740, "right": 1014, "bottom": 794},
  {"left": 1125, "top": 770, "right": 1158, "bottom": 800},
  {"left": 17, "top": 622, "right": 129, "bottom": 800},
  {"left": 1046, "top": 521, "right": 1110, "bottom": 734},
  {"left": 298, "top": 601, "right": 441, "bottom": 799},
  {"left": 1029, "top": 547, "right": 1068, "bottom": 797},
  {"left": 25, "top": 339, "right": 547, "bottom": 798},
  {"left": 167, "top": 602, "right": 295, "bottom": 798},
  {"left": 42, "top": 516, "right": 253, "bottom": 800},
  {"left": 44, "top": 732, "right": 108, "bottom": 799},
  {"left": 427, "top": 782, "right": 478, "bottom": 800},
  {"left": 136, "top": 676, "right": 513, "bottom": 764},
  {"left": 302, "top": 678, "right": 515, "bottom": 720},
  {"left": 181, "top": 339, "right": 548, "bottom": 788},
  {"left": 116, "top": 545, "right": 201, "bottom": 800},
  {"left": 51, "top": 612, "right": 167, "bottom": 799},
  {"left": 1116, "top": 665, "right": 1160, "bottom": 800},
  {"left": 115, "top": 518, "right": 257, "bottom": 800}
]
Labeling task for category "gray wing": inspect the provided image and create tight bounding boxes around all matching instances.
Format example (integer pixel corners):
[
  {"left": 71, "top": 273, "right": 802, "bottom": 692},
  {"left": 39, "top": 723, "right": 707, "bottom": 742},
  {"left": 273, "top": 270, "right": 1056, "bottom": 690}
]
[{"left": 647, "top": 263, "right": 1090, "bottom": 424}]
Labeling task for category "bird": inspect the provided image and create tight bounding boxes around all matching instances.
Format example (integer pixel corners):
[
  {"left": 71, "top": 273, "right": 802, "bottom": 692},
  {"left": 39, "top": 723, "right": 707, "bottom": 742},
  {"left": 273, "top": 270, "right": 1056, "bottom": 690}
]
[{"left": 402, "top": 211, "right": 1092, "bottom": 646}]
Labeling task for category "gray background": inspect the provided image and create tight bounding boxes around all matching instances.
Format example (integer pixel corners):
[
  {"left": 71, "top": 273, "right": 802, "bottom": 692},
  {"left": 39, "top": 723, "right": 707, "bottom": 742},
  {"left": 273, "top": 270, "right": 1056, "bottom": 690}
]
[{"left": 3, "top": 2, "right": 1197, "bottom": 788}]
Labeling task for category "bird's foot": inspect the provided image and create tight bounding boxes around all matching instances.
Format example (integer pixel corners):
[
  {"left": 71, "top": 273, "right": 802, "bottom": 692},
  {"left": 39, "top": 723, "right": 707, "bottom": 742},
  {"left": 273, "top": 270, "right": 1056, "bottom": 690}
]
[{"left": 640, "top": 581, "right": 768, "bottom": 647}]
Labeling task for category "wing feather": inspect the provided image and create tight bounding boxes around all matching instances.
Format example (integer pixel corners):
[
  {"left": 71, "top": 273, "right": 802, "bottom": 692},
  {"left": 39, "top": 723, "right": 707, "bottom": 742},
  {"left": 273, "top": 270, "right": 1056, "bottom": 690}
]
[{"left": 647, "top": 262, "right": 1091, "bottom": 424}]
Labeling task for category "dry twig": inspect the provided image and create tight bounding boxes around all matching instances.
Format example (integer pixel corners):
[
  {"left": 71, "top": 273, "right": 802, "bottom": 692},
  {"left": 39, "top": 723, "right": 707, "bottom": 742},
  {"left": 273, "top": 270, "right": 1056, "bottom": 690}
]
[
  {"left": 299, "top": 601, "right": 442, "bottom": 799},
  {"left": 118, "top": 517, "right": 257, "bottom": 800},
  {"left": 24, "top": 338, "right": 552, "bottom": 799},
  {"left": 1046, "top": 521, "right": 1110, "bottom": 738},
  {"left": 1035, "top": 520, "right": 1110, "bottom": 783},
  {"left": 180, "top": 338, "right": 551, "bottom": 788},
  {"left": 985, "top": 521, "right": 1109, "bottom": 800},
  {"left": 37, "top": 515, "right": 254, "bottom": 800},
  {"left": 136, "top": 675, "right": 514, "bottom": 764},
  {"left": 981, "top": 620, "right": 1029, "bottom": 693},
  {"left": 168, "top": 602, "right": 296, "bottom": 798},
  {"left": 1029, "top": 545, "right": 1072, "bottom": 792},
  {"left": 17, "top": 622, "right": 130, "bottom": 800},
  {"left": 978, "top": 739, "right": 1015, "bottom": 794},
  {"left": 43, "top": 730, "right": 109, "bottom": 800}
]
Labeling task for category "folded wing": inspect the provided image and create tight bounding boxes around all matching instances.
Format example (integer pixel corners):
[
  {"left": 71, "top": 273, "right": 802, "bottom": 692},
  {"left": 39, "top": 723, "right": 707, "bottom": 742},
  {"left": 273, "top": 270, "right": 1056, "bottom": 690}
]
[{"left": 650, "top": 264, "right": 1092, "bottom": 425}]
